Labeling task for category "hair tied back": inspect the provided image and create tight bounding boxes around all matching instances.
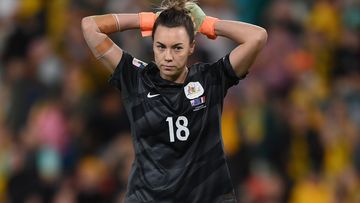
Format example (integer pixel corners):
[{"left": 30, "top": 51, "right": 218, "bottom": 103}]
[{"left": 159, "top": 0, "right": 196, "bottom": 11}]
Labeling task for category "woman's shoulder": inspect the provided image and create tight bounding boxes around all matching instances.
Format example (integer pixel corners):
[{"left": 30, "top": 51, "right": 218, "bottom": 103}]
[
  {"left": 121, "top": 52, "right": 148, "bottom": 68},
  {"left": 189, "top": 55, "right": 228, "bottom": 74}
]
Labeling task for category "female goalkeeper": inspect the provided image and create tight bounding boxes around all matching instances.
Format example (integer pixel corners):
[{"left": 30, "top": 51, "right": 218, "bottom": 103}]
[{"left": 82, "top": 0, "right": 267, "bottom": 202}]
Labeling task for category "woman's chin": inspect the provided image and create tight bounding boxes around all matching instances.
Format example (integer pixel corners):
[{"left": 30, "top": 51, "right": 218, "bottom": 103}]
[
  {"left": 161, "top": 68, "right": 177, "bottom": 76},
  {"left": 160, "top": 71, "right": 179, "bottom": 81}
]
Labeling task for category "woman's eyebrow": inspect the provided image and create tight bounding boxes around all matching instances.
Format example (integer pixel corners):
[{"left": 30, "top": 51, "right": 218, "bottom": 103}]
[
  {"left": 155, "top": 42, "right": 165, "bottom": 46},
  {"left": 172, "top": 43, "right": 184, "bottom": 47},
  {"left": 155, "top": 42, "right": 184, "bottom": 47}
]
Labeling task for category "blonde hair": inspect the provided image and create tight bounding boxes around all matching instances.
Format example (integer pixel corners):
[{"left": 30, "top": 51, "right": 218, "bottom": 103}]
[{"left": 159, "top": 0, "right": 196, "bottom": 11}]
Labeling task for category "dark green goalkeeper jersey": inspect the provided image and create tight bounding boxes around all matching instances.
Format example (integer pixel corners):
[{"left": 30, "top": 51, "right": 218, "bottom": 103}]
[{"left": 109, "top": 52, "right": 243, "bottom": 203}]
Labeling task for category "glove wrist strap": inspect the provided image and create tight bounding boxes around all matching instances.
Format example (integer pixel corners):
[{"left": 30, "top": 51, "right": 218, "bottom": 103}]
[
  {"left": 199, "top": 16, "right": 219, "bottom": 40},
  {"left": 139, "top": 12, "right": 157, "bottom": 37}
]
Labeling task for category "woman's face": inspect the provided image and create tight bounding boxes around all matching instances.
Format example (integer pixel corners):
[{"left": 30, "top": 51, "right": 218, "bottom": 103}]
[{"left": 153, "top": 25, "right": 195, "bottom": 82}]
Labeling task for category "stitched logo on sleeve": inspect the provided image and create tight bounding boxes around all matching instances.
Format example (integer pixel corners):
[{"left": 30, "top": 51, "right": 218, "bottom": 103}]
[{"left": 132, "top": 58, "right": 147, "bottom": 69}]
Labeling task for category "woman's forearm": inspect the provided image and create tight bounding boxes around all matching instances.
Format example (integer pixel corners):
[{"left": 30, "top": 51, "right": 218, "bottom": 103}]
[
  {"left": 82, "top": 14, "right": 139, "bottom": 35},
  {"left": 215, "top": 20, "right": 267, "bottom": 45},
  {"left": 214, "top": 20, "right": 267, "bottom": 77},
  {"left": 81, "top": 14, "right": 140, "bottom": 70},
  {"left": 114, "top": 14, "right": 140, "bottom": 32}
]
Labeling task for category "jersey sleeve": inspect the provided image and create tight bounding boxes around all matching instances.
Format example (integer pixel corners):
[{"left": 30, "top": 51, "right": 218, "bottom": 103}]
[
  {"left": 108, "top": 52, "right": 146, "bottom": 96},
  {"left": 208, "top": 54, "right": 246, "bottom": 96}
]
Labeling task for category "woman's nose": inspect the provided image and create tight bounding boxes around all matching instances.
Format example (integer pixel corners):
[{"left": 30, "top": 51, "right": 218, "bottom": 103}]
[{"left": 164, "top": 49, "right": 173, "bottom": 61}]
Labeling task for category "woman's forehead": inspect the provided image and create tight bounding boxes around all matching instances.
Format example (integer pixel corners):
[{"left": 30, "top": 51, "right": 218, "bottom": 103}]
[{"left": 153, "top": 25, "right": 190, "bottom": 45}]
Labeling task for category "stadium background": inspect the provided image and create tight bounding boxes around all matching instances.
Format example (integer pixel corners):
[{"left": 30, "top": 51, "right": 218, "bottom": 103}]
[{"left": 0, "top": 0, "right": 359, "bottom": 202}]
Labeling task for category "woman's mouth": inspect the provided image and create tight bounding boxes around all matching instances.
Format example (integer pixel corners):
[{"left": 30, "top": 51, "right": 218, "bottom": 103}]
[{"left": 162, "top": 65, "right": 176, "bottom": 70}]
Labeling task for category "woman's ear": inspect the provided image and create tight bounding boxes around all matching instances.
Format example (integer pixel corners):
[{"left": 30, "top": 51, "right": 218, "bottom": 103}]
[{"left": 189, "top": 40, "right": 195, "bottom": 55}]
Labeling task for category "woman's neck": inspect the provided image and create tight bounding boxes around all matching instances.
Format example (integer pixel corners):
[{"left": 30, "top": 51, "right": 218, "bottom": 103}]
[{"left": 160, "top": 67, "right": 189, "bottom": 84}]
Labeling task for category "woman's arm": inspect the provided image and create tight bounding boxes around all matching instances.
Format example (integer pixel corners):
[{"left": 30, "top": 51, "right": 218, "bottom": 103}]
[
  {"left": 185, "top": 2, "right": 267, "bottom": 78},
  {"left": 81, "top": 14, "right": 140, "bottom": 72},
  {"left": 215, "top": 20, "right": 267, "bottom": 78}
]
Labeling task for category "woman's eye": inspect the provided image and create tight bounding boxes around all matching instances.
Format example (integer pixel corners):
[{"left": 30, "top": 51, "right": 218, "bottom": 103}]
[{"left": 175, "top": 47, "right": 183, "bottom": 51}]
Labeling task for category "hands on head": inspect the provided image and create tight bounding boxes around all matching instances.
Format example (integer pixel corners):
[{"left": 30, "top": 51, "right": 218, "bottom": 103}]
[{"left": 139, "top": 1, "right": 219, "bottom": 39}]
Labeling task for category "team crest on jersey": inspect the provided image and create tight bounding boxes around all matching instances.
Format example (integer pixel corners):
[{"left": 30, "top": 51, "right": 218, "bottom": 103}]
[
  {"left": 132, "top": 58, "right": 147, "bottom": 69},
  {"left": 184, "top": 82, "right": 204, "bottom": 100}
]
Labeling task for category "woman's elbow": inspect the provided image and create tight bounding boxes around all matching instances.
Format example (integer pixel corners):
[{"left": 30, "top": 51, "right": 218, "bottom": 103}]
[
  {"left": 254, "top": 27, "right": 268, "bottom": 49},
  {"left": 81, "top": 16, "right": 94, "bottom": 33}
]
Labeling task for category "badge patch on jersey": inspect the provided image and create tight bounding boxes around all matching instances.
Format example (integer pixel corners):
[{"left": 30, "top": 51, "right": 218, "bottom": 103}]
[
  {"left": 132, "top": 58, "right": 147, "bottom": 69},
  {"left": 190, "top": 96, "right": 206, "bottom": 107},
  {"left": 184, "top": 82, "right": 204, "bottom": 99}
]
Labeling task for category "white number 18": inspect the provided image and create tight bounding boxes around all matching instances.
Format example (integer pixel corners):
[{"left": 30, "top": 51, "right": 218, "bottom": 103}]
[{"left": 166, "top": 116, "right": 190, "bottom": 142}]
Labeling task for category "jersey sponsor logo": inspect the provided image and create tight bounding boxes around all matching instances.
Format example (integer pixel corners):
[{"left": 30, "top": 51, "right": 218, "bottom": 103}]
[
  {"left": 184, "top": 82, "right": 204, "bottom": 99},
  {"left": 132, "top": 58, "right": 147, "bottom": 68},
  {"left": 147, "top": 92, "right": 160, "bottom": 98}
]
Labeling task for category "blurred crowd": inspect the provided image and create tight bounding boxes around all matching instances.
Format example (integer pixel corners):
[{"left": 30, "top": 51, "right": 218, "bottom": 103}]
[{"left": 0, "top": 0, "right": 359, "bottom": 202}]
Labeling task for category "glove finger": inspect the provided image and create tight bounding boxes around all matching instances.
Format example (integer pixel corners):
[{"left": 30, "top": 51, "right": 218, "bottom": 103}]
[{"left": 185, "top": 2, "right": 206, "bottom": 31}]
